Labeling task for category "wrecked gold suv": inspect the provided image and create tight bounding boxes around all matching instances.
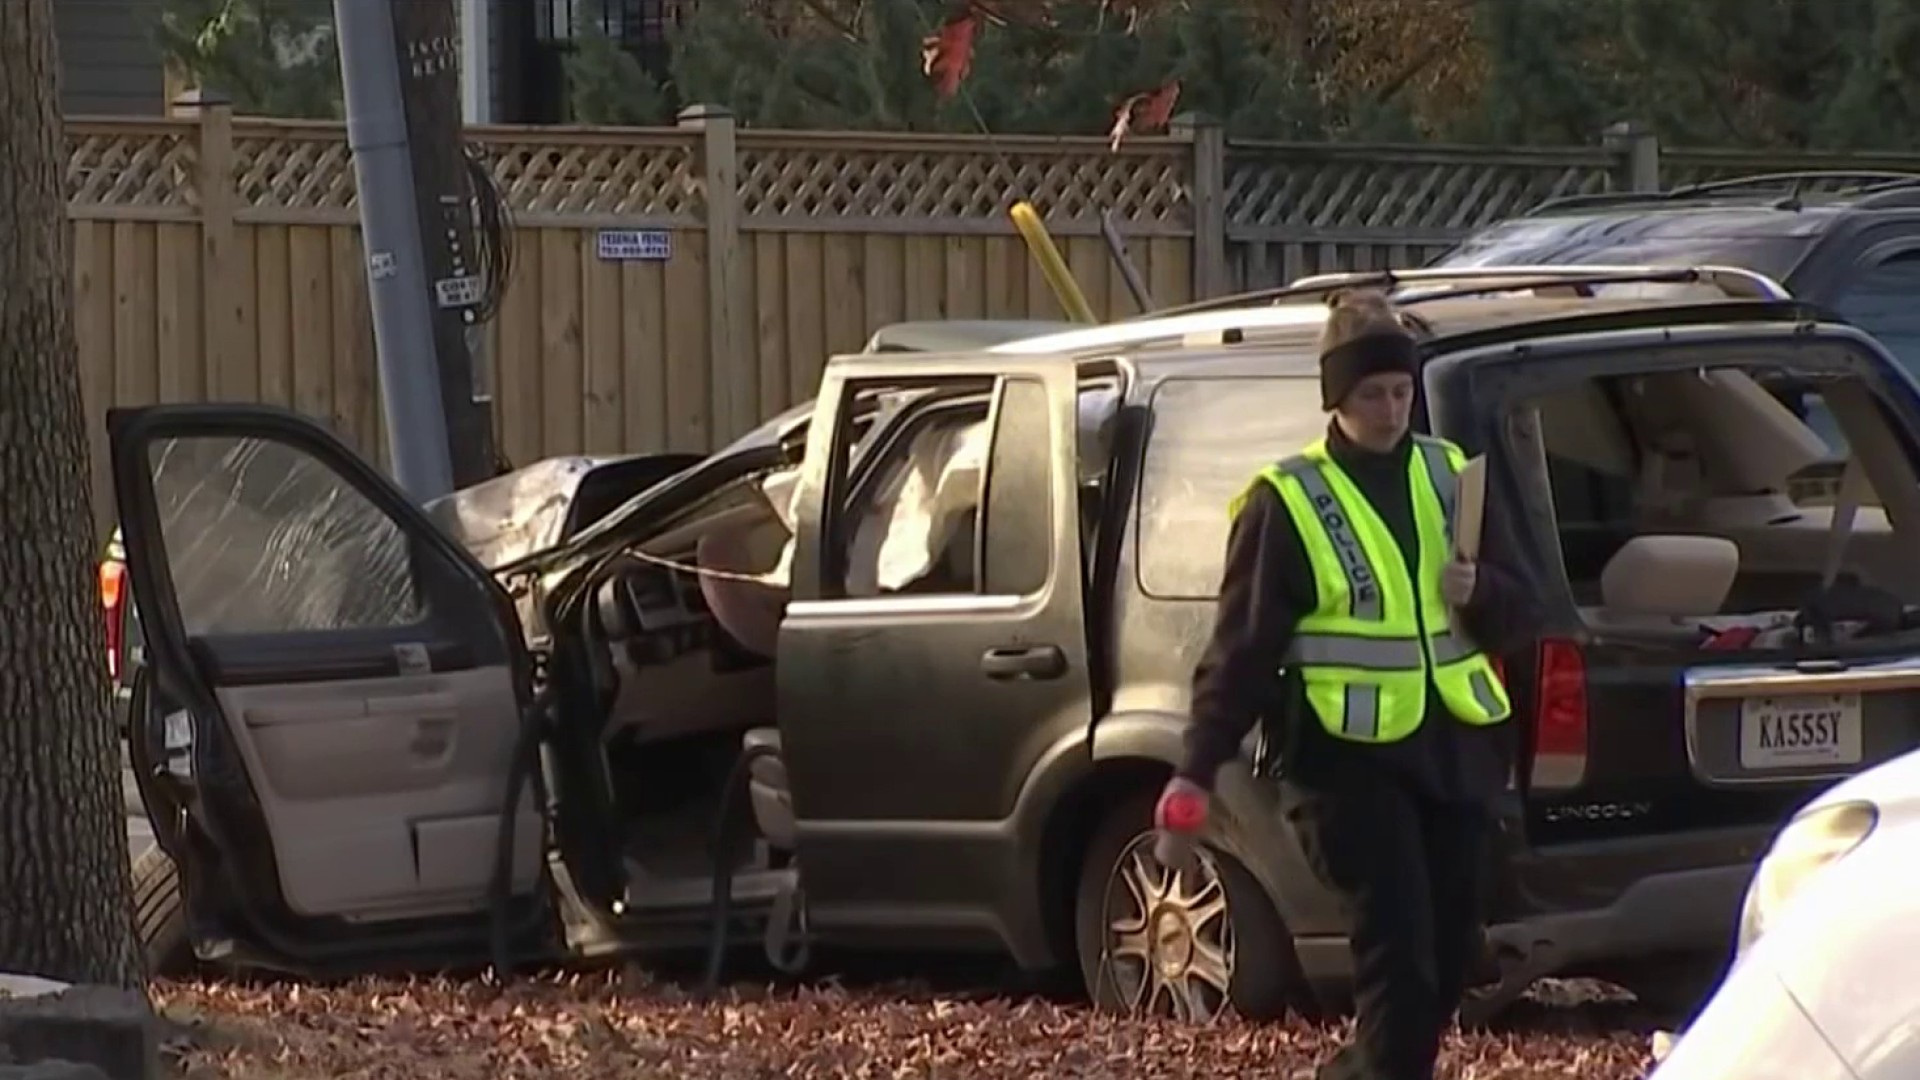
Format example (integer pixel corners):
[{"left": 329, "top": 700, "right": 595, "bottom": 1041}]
[{"left": 118, "top": 266, "right": 1920, "bottom": 1022}]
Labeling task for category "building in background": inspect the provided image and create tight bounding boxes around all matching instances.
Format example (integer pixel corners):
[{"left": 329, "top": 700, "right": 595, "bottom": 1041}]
[
  {"left": 519, "top": 0, "right": 686, "bottom": 122},
  {"left": 50, "top": 0, "right": 684, "bottom": 122},
  {"left": 54, "top": 0, "right": 166, "bottom": 115}
]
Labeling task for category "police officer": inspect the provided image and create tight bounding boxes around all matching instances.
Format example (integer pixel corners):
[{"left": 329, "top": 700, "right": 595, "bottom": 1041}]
[{"left": 1154, "top": 289, "right": 1540, "bottom": 1080}]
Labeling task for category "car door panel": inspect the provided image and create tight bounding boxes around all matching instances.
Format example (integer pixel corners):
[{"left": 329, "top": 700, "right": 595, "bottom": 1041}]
[
  {"left": 110, "top": 404, "right": 543, "bottom": 939},
  {"left": 776, "top": 359, "right": 1093, "bottom": 944},
  {"left": 210, "top": 666, "right": 535, "bottom": 918}
]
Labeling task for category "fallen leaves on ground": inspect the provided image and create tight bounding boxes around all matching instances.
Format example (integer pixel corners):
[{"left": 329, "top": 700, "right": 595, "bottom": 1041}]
[{"left": 153, "top": 971, "right": 1659, "bottom": 1080}]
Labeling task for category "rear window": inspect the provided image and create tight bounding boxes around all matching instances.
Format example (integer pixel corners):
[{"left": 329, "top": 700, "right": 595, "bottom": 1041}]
[
  {"left": 1519, "top": 353, "right": 1920, "bottom": 627},
  {"left": 1432, "top": 219, "right": 1813, "bottom": 285},
  {"left": 1832, "top": 251, "right": 1920, "bottom": 385},
  {"left": 1137, "top": 376, "right": 1327, "bottom": 599}
]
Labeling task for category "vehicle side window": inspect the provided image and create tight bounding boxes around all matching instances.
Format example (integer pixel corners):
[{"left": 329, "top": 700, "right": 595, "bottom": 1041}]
[
  {"left": 1136, "top": 375, "right": 1327, "bottom": 600},
  {"left": 1833, "top": 251, "right": 1920, "bottom": 387},
  {"left": 147, "top": 435, "right": 426, "bottom": 636},
  {"left": 828, "top": 374, "right": 1054, "bottom": 600}
]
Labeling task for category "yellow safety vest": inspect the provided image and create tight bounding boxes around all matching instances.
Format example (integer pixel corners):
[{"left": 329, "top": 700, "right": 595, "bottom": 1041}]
[{"left": 1230, "top": 434, "right": 1512, "bottom": 743}]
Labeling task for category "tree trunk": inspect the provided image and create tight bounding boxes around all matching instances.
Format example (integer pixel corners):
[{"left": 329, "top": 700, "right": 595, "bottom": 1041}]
[{"left": 0, "top": 0, "right": 143, "bottom": 989}]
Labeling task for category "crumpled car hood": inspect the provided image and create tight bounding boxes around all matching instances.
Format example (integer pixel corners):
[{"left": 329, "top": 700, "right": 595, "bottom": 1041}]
[{"left": 421, "top": 456, "right": 623, "bottom": 571}]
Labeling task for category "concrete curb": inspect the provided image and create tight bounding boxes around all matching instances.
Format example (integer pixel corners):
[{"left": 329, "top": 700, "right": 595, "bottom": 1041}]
[
  {"left": 0, "top": 978, "right": 155, "bottom": 1080},
  {"left": 0, "top": 1065, "right": 112, "bottom": 1079}
]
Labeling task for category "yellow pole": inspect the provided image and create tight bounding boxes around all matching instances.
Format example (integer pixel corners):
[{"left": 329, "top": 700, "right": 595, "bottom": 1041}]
[{"left": 1009, "top": 201, "right": 1098, "bottom": 323}]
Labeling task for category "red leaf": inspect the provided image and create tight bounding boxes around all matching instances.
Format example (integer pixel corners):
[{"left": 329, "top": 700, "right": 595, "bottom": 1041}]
[
  {"left": 921, "top": 13, "right": 980, "bottom": 100},
  {"left": 1108, "top": 80, "right": 1180, "bottom": 151},
  {"left": 1137, "top": 80, "right": 1181, "bottom": 132}
]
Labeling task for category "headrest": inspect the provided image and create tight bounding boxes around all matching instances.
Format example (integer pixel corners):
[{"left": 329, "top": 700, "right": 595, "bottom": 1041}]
[
  {"left": 1601, "top": 535, "right": 1740, "bottom": 617},
  {"left": 1627, "top": 370, "right": 1829, "bottom": 493}
]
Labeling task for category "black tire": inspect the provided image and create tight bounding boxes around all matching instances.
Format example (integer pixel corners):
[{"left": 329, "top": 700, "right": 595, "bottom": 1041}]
[
  {"left": 1073, "top": 790, "right": 1305, "bottom": 1021},
  {"left": 133, "top": 847, "right": 193, "bottom": 977}
]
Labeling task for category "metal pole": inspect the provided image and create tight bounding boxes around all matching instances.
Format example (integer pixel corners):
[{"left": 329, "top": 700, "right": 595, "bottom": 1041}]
[
  {"left": 1100, "top": 210, "right": 1155, "bottom": 314},
  {"left": 334, "top": 0, "right": 456, "bottom": 501}
]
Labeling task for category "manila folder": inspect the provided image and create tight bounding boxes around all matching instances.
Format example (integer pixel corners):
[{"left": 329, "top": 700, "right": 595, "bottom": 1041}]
[{"left": 1453, "top": 455, "right": 1487, "bottom": 561}]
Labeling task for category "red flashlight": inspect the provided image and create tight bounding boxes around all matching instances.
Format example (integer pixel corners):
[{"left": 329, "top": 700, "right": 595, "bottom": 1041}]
[{"left": 1160, "top": 788, "right": 1208, "bottom": 833}]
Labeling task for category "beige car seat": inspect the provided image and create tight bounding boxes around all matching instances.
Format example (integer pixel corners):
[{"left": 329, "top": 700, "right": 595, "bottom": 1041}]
[{"left": 1591, "top": 534, "right": 1741, "bottom": 635}]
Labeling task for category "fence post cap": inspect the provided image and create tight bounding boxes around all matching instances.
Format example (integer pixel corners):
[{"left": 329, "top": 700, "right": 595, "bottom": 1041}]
[
  {"left": 1603, "top": 119, "right": 1653, "bottom": 140},
  {"left": 171, "top": 87, "right": 232, "bottom": 113},
  {"left": 677, "top": 104, "right": 735, "bottom": 126},
  {"left": 1169, "top": 111, "right": 1221, "bottom": 134}
]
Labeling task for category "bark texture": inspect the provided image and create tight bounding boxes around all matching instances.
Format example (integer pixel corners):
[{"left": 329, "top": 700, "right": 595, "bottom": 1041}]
[{"left": 0, "top": 0, "right": 143, "bottom": 989}]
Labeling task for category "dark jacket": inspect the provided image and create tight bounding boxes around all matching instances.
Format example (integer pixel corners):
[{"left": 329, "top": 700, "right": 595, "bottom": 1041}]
[{"left": 1178, "top": 422, "right": 1542, "bottom": 806}]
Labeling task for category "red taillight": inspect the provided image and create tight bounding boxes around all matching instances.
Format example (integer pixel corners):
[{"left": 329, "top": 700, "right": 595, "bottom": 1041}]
[
  {"left": 100, "top": 561, "right": 124, "bottom": 681},
  {"left": 1530, "top": 637, "right": 1588, "bottom": 789}
]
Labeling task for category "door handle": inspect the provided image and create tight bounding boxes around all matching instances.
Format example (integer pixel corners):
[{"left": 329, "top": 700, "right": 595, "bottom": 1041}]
[{"left": 980, "top": 644, "right": 1067, "bottom": 681}]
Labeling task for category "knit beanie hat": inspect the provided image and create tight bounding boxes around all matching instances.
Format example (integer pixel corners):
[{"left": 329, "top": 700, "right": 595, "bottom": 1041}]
[{"left": 1317, "top": 289, "right": 1419, "bottom": 410}]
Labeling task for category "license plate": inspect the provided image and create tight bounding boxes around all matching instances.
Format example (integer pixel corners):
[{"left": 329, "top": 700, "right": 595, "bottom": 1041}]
[{"left": 1738, "top": 693, "right": 1863, "bottom": 770}]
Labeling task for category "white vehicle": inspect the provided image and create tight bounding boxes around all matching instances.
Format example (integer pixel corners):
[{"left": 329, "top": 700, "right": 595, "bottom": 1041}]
[{"left": 1652, "top": 743, "right": 1920, "bottom": 1079}]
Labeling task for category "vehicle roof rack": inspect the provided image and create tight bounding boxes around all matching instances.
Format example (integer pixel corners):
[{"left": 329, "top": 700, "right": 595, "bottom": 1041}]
[
  {"left": 1292, "top": 264, "right": 1790, "bottom": 301},
  {"left": 1527, "top": 170, "right": 1920, "bottom": 216},
  {"left": 1004, "top": 265, "right": 1795, "bottom": 359},
  {"left": 1668, "top": 170, "right": 1920, "bottom": 199},
  {"left": 1141, "top": 263, "right": 1790, "bottom": 320}
]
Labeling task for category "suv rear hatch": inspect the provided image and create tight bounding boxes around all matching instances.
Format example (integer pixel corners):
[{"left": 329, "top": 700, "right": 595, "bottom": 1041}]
[{"left": 1487, "top": 322, "right": 1920, "bottom": 852}]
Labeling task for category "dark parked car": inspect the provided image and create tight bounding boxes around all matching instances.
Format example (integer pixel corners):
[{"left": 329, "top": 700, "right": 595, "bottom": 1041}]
[
  {"left": 116, "top": 266, "right": 1920, "bottom": 1024},
  {"left": 1428, "top": 169, "right": 1920, "bottom": 386}
]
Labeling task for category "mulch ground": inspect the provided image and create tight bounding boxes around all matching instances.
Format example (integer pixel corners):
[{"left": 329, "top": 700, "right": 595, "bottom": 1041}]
[{"left": 153, "top": 970, "right": 1661, "bottom": 1079}]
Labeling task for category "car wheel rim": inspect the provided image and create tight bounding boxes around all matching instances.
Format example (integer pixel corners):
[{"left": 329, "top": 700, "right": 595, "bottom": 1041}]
[{"left": 1100, "top": 833, "right": 1235, "bottom": 1023}]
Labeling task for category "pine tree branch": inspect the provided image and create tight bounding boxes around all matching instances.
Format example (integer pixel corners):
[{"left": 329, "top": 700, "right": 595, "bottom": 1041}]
[
  {"left": 1371, "top": 35, "right": 1451, "bottom": 105},
  {"left": 792, "top": 0, "right": 859, "bottom": 41}
]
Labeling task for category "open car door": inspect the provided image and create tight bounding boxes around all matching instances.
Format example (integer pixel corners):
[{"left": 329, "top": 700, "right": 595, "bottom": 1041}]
[
  {"left": 109, "top": 404, "right": 548, "bottom": 972},
  {"left": 774, "top": 354, "right": 1097, "bottom": 947}
]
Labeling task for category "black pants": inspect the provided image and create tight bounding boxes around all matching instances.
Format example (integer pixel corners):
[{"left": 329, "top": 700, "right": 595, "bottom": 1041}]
[{"left": 1282, "top": 775, "right": 1492, "bottom": 1080}]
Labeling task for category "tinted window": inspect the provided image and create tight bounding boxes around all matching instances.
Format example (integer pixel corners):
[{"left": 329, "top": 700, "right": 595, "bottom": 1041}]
[
  {"left": 148, "top": 435, "right": 426, "bottom": 635},
  {"left": 1834, "top": 251, "right": 1920, "bottom": 384},
  {"left": 1137, "top": 376, "right": 1326, "bottom": 599}
]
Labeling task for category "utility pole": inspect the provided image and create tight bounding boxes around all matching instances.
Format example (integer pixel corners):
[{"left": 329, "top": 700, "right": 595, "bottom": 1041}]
[{"left": 335, "top": 0, "right": 499, "bottom": 500}]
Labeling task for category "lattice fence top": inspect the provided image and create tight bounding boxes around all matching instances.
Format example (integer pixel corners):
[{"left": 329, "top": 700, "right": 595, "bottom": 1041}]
[
  {"left": 1224, "top": 143, "right": 1618, "bottom": 238},
  {"left": 68, "top": 121, "right": 199, "bottom": 210},
  {"left": 476, "top": 132, "right": 702, "bottom": 220},
  {"left": 66, "top": 119, "right": 1176, "bottom": 230},
  {"left": 232, "top": 124, "right": 355, "bottom": 212},
  {"left": 733, "top": 133, "right": 1191, "bottom": 234},
  {"left": 67, "top": 119, "right": 705, "bottom": 223},
  {"left": 68, "top": 114, "right": 1920, "bottom": 242}
]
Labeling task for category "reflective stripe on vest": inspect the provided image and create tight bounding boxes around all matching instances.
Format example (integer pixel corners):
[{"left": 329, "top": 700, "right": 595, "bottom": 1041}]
[{"left": 1246, "top": 434, "right": 1512, "bottom": 743}]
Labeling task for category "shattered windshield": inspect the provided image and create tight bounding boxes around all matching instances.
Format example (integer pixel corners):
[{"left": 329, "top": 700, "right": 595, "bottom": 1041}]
[{"left": 147, "top": 435, "right": 425, "bottom": 636}]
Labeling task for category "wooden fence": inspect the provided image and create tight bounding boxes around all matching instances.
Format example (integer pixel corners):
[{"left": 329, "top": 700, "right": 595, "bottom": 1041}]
[
  {"left": 66, "top": 103, "right": 1199, "bottom": 535},
  {"left": 63, "top": 102, "right": 1920, "bottom": 538}
]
